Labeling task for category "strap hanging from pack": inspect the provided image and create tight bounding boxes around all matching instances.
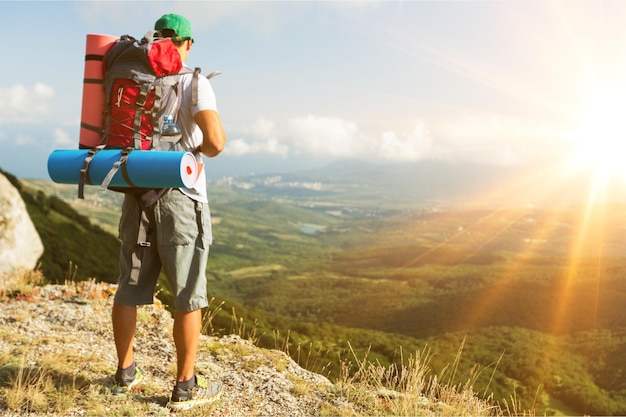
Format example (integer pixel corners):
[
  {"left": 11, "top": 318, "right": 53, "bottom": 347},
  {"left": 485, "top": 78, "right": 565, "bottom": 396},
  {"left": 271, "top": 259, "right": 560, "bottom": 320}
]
[
  {"left": 195, "top": 200, "right": 204, "bottom": 239},
  {"left": 132, "top": 83, "right": 152, "bottom": 149},
  {"left": 150, "top": 84, "right": 163, "bottom": 149},
  {"left": 78, "top": 147, "right": 102, "bottom": 199},
  {"left": 141, "top": 188, "right": 171, "bottom": 207},
  {"left": 192, "top": 67, "right": 201, "bottom": 106},
  {"left": 128, "top": 207, "right": 151, "bottom": 286},
  {"left": 206, "top": 70, "right": 222, "bottom": 80},
  {"left": 128, "top": 186, "right": 170, "bottom": 286},
  {"left": 100, "top": 148, "right": 135, "bottom": 191}
]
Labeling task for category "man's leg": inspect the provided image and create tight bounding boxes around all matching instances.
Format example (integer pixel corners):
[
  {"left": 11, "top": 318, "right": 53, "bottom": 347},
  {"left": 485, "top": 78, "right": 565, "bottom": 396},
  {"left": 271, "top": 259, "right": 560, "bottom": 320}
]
[
  {"left": 112, "top": 302, "right": 137, "bottom": 369},
  {"left": 156, "top": 191, "right": 209, "bottom": 382},
  {"left": 173, "top": 308, "right": 202, "bottom": 382},
  {"left": 168, "top": 307, "right": 221, "bottom": 411}
]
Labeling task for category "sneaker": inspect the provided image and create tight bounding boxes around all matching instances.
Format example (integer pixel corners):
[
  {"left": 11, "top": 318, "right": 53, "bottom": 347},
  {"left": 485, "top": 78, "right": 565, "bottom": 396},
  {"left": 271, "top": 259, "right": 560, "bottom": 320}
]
[
  {"left": 166, "top": 375, "right": 222, "bottom": 411},
  {"left": 111, "top": 366, "right": 144, "bottom": 395}
]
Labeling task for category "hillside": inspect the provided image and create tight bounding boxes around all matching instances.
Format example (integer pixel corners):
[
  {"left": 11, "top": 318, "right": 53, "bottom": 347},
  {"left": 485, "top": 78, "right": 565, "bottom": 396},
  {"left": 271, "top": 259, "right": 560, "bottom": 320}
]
[
  {"left": 1, "top": 170, "right": 120, "bottom": 284},
  {"left": 0, "top": 272, "right": 497, "bottom": 416},
  {"left": 17, "top": 164, "right": 626, "bottom": 416},
  {"left": 0, "top": 275, "right": 356, "bottom": 416}
]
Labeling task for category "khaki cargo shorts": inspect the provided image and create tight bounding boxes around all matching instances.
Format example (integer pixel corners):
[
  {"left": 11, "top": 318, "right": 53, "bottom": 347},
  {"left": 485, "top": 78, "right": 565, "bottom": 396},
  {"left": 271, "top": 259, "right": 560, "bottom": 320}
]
[{"left": 114, "top": 189, "right": 212, "bottom": 312}]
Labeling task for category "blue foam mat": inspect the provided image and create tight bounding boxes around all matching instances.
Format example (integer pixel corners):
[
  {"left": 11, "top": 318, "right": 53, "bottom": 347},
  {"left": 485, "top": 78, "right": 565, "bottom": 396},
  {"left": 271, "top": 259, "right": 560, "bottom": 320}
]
[{"left": 47, "top": 149, "right": 199, "bottom": 189}]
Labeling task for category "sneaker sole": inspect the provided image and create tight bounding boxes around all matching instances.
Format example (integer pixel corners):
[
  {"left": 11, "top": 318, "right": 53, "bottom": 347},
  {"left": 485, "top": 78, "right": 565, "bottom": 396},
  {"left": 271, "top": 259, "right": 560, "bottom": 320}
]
[
  {"left": 166, "top": 390, "right": 222, "bottom": 411},
  {"left": 111, "top": 369, "right": 144, "bottom": 395}
]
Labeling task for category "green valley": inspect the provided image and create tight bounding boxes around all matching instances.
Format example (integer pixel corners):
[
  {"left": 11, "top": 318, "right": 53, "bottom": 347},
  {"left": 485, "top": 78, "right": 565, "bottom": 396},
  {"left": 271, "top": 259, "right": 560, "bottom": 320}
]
[{"left": 15, "top": 163, "right": 626, "bottom": 416}]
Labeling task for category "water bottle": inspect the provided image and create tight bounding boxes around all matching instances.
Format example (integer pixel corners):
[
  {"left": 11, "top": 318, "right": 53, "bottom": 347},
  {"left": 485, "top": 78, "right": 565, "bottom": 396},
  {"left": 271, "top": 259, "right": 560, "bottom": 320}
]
[{"left": 161, "top": 115, "right": 181, "bottom": 142}]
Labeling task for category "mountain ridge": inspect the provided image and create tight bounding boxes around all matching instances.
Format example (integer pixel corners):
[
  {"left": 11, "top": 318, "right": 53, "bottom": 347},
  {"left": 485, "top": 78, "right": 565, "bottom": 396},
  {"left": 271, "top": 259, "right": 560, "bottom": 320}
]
[
  {"left": 0, "top": 273, "right": 498, "bottom": 416},
  {"left": 0, "top": 275, "right": 360, "bottom": 416}
]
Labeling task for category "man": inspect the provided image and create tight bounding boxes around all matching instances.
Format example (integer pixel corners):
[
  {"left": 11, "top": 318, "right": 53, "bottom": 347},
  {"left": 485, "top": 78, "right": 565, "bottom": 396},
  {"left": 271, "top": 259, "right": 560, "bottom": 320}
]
[{"left": 110, "top": 13, "right": 226, "bottom": 411}]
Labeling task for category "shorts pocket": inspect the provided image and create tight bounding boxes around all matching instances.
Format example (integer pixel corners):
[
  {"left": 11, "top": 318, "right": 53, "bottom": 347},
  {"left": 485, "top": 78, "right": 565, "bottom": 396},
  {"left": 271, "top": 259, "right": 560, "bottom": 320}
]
[{"left": 156, "top": 192, "right": 198, "bottom": 246}]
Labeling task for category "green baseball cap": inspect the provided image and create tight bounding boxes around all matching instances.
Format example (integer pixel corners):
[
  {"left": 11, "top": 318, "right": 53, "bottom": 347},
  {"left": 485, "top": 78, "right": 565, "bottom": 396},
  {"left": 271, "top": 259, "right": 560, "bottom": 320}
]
[{"left": 155, "top": 14, "right": 194, "bottom": 43}]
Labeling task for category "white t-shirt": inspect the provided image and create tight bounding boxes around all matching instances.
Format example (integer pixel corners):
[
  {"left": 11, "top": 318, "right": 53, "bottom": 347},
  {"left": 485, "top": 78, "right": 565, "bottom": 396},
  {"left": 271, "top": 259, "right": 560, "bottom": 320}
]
[{"left": 176, "top": 65, "right": 218, "bottom": 203}]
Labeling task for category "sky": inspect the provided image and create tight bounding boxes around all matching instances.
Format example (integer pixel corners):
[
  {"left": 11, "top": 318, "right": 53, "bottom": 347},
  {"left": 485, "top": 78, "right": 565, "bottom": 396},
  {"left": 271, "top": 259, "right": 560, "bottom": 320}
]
[{"left": 3, "top": 0, "right": 626, "bottom": 182}]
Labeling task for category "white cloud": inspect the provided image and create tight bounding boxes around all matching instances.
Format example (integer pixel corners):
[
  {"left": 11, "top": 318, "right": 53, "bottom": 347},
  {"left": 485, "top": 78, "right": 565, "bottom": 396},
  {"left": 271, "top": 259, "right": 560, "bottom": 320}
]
[
  {"left": 286, "top": 115, "right": 444, "bottom": 162},
  {"left": 227, "top": 117, "right": 288, "bottom": 157},
  {"left": 248, "top": 117, "right": 276, "bottom": 138},
  {"left": 227, "top": 138, "right": 288, "bottom": 157},
  {"left": 432, "top": 112, "right": 566, "bottom": 165},
  {"left": 229, "top": 115, "right": 440, "bottom": 162},
  {"left": 0, "top": 83, "right": 55, "bottom": 123},
  {"left": 287, "top": 115, "right": 359, "bottom": 157},
  {"left": 15, "top": 134, "right": 35, "bottom": 146},
  {"left": 53, "top": 129, "right": 74, "bottom": 146},
  {"left": 226, "top": 112, "right": 563, "bottom": 166},
  {"left": 376, "top": 122, "right": 440, "bottom": 161}
]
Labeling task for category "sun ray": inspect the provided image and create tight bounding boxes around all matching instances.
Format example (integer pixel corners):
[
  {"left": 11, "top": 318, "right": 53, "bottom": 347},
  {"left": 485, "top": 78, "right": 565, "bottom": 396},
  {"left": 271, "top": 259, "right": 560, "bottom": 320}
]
[
  {"left": 346, "top": 4, "right": 626, "bottom": 393},
  {"left": 453, "top": 161, "right": 592, "bottom": 330},
  {"left": 548, "top": 174, "right": 608, "bottom": 336}
]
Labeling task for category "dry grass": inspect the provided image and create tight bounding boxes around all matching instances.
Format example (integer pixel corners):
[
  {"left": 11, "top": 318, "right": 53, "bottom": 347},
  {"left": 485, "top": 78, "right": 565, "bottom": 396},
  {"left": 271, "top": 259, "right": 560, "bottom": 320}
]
[
  {"left": 0, "top": 266, "right": 45, "bottom": 299},
  {"left": 2, "top": 355, "right": 81, "bottom": 415},
  {"left": 197, "top": 298, "right": 527, "bottom": 416},
  {"left": 334, "top": 341, "right": 515, "bottom": 416},
  {"left": 0, "top": 268, "right": 533, "bottom": 416},
  {"left": 0, "top": 351, "right": 172, "bottom": 417}
]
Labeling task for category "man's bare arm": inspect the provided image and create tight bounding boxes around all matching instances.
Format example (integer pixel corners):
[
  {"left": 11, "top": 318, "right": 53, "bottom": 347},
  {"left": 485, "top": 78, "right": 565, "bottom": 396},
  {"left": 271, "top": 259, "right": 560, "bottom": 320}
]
[{"left": 194, "top": 109, "right": 226, "bottom": 157}]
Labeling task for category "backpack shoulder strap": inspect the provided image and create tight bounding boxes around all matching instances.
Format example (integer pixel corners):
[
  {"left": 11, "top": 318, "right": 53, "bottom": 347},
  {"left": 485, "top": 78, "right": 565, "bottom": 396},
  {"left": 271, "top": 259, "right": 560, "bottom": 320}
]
[
  {"left": 173, "top": 66, "right": 201, "bottom": 107},
  {"left": 192, "top": 67, "right": 201, "bottom": 107}
]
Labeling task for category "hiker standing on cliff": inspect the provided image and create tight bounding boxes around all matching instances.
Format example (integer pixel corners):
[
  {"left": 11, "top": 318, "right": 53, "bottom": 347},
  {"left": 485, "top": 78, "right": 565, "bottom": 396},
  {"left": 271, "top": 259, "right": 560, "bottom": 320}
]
[{"left": 109, "top": 13, "right": 226, "bottom": 411}]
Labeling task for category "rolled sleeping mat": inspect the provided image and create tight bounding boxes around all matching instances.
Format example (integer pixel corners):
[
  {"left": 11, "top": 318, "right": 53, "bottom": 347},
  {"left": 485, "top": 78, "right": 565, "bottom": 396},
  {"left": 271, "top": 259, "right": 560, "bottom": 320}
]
[
  {"left": 79, "top": 34, "right": 120, "bottom": 149},
  {"left": 47, "top": 149, "right": 201, "bottom": 189}
]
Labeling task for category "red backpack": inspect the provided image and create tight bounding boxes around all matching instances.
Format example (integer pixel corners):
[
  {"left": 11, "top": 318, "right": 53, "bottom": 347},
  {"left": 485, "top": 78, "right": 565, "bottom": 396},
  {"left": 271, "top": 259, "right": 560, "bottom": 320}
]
[
  {"left": 101, "top": 31, "right": 200, "bottom": 151},
  {"left": 78, "top": 31, "right": 200, "bottom": 199}
]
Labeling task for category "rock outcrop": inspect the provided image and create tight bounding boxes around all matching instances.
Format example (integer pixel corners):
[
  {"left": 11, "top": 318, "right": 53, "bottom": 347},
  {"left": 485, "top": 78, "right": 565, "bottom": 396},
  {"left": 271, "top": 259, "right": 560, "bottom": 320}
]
[
  {"left": 0, "top": 280, "right": 361, "bottom": 416},
  {"left": 0, "top": 173, "right": 43, "bottom": 275}
]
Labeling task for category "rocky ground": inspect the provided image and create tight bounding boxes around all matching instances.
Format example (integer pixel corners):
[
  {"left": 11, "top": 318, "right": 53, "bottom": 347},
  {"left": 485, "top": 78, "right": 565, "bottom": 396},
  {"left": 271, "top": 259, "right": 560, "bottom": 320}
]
[{"left": 0, "top": 278, "right": 361, "bottom": 416}]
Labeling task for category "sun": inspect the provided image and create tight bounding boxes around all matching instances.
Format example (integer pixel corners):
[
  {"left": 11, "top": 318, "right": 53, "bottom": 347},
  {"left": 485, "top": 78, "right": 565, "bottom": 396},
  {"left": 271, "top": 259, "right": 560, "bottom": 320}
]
[{"left": 568, "top": 86, "right": 626, "bottom": 181}]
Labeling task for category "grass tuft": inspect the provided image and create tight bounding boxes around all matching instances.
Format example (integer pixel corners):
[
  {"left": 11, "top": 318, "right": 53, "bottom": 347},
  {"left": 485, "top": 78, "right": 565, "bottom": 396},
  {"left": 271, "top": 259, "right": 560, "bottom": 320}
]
[
  {"left": 0, "top": 266, "right": 45, "bottom": 299},
  {"left": 2, "top": 355, "right": 82, "bottom": 415},
  {"left": 335, "top": 341, "right": 508, "bottom": 416}
]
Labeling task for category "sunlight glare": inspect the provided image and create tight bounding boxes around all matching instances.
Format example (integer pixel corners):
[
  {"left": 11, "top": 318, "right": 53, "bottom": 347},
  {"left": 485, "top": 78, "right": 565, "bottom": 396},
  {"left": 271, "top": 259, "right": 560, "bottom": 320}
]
[{"left": 569, "top": 87, "right": 626, "bottom": 181}]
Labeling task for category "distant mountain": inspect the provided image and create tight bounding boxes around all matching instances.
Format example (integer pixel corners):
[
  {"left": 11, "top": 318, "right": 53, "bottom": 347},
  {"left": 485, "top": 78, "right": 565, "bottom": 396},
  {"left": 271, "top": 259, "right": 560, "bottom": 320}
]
[
  {"left": 215, "top": 158, "right": 626, "bottom": 210},
  {"left": 13, "top": 157, "right": 626, "bottom": 284},
  {"left": 213, "top": 159, "right": 509, "bottom": 208}
]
